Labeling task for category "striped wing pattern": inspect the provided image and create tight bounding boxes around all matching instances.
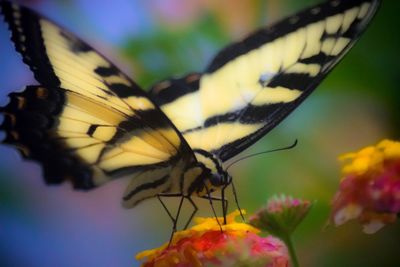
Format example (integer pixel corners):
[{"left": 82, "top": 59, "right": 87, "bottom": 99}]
[
  {"left": 0, "top": 2, "right": 194, "bottom": 206},
  {"left": 150, "top": 0, "right": 380, "bottom": 162}
]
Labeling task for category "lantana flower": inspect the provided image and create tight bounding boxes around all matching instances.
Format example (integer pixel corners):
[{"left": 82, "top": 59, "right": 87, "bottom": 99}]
[
  {"left": 332, "top": 139, "right": 400, "bottom": 233},
  {"left": 136, "top": 210, "right": 289, "bottom": 267},
  {"left": 250, "top": 195, "right": 312, "bottom": 237},
  {"left": 250, "top": 195, "right": 312, "bottom": 267}
]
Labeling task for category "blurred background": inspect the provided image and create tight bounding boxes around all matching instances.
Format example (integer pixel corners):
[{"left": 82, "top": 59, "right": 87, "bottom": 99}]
[{"left": 0, "top": 0, "right": 399, "bottom": 266}]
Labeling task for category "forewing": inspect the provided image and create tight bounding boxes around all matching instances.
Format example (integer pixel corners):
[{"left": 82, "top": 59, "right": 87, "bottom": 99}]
[
  {"left": 150, "top": 0, "right": 380, "bottom": 161},
  {"left": 0, "top": 2, "right": 192, "bottom": 200}
]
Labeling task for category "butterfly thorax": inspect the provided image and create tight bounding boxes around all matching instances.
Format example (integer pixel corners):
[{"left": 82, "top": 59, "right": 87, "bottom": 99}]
[{"left": 181, "top": 149, "right": 231, "bottom": 197}]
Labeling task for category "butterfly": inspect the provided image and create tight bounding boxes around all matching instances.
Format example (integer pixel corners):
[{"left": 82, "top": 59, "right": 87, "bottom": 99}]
[{"left": 0, "top": 0, "right": 379, "bottom": 226}]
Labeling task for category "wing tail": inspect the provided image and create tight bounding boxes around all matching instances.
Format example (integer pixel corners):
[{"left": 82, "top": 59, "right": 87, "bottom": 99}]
[{"left": 0, "top": 85, "right": 94, "bottom": 189}]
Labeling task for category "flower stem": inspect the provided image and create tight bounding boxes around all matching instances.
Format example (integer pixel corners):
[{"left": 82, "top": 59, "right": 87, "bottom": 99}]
[{"left": 281, "top": 234, "right": 300, "bottom": 267}]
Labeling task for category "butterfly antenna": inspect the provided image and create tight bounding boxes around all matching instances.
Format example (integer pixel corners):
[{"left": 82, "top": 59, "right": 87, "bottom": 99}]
[{"left": 226, "top": 139, "right": 298, "bottom": 171}]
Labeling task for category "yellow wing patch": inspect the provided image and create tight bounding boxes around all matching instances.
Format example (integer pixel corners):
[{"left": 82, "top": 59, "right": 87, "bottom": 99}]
[
  {"left": 56, "top": 91, "right": 181, "bottom": 176},
  {"left": 40, "top": 20, "right": 153, "bottom": 115},
  {"left": 183, "top": 123, "right": 263, "bottom": 153},
  {"left": 151, "top": 0, "right": 380, "bottom": 161}
]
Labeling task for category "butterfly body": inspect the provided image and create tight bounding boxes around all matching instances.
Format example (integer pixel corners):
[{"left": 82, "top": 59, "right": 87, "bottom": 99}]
[
  {"left": 190, "top": 149, "right": 231, "bottom": 195},
  {"left": 0, "top": 0, "right": 380, "bottom": 210}
]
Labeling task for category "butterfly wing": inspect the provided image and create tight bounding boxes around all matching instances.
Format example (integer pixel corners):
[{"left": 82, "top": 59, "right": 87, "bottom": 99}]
[
  {"left": 0, "top": 1, "right": 194, "bottom": 206},
  {"left": 150, "top": 0, "right": 380, "bottom": 162}
]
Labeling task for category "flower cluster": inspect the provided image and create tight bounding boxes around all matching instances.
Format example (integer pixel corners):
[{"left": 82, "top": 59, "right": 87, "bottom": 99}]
[
  {"left": 332, "top": 139, "right": 400, "bottom": 233},
  {"left": 250, "top": 195, "right": 312, "bottom": 267},
  {"left": 250, "top": 195, "right": 312, "bottom": 237},
  {"left": 136, "top": 210, "right": 289, "bottom": 267}
]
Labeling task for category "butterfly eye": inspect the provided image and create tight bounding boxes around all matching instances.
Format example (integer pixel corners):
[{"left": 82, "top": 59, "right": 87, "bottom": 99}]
[{"left": 209, "top": 173, "right": 224, "bottom": 186}]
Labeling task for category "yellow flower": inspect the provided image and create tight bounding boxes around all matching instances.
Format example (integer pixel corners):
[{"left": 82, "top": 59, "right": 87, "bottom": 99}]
[
  {"left": 136, "top": 210, "right": 289, "bottom": 267},
  {"left": 339, "top": 139, "right": 400, "bottom": 176},
  {"left": 332, "top": 139, "right": 400, "bottom": 233}
]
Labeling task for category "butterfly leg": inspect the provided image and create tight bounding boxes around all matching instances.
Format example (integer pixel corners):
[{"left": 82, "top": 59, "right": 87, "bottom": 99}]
[
  {"left": 157, "top": 193, "right": 183, "bottom": 224},
  {"left": 198, "top": 193, "right": 229, "bottom": 224},
  {"left": 183, "top": 197, "right": 198, "bottom": 230},
  {"left": 157, "top": 193, "right": 186, "bottom": 244},
  {"left": 221, "top": 184, "right": 229, "bottom": 224},
  {"left": 231, "top": 180, "right": 245, "bottom": 222},
  {"left": 168, "top": 195, "right": 185, "bottom": 244},
  {"left": 157, "top": 194, "right": 174, "bottom": 223},
  {"left": 203, "top": 182, "right": 223, "bottom": 232}
]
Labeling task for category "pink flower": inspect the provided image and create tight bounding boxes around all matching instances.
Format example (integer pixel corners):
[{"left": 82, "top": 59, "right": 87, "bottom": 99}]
[
  {"left": 250, "top": 195, "right": 312, "bottom": 237},
  {"left": 332, "top": 139, "right": 400, "bottom": 233},
  {"left": 136, "top": 210, "right": 289, "bottom": 267},
  {"left": 250, "top": 195, "right": 311, "bottom": 267}
]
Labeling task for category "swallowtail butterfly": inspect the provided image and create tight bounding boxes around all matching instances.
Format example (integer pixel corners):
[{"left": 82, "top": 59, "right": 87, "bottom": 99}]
[{"left": 0, "top": 0, "right": 380, "bottom": 223}]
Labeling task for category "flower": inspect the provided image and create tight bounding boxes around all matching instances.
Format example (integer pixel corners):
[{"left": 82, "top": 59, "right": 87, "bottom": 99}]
[
  {"left": 249, "top": 194, "right": 312, "bottom": 237},
  {"left": 136, "top": 210, "right": 289, "bottom": 267},
  {"left": 332, "top": 139, "right": 400, "bottom": 233},
  {"left": 249, "top": 195, "right": 311, "bottom": 267}
]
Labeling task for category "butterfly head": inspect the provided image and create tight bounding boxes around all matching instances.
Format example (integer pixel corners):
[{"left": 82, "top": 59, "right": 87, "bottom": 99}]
[{"left": 185, "top": 149, "right": 231, "bottom": 196}]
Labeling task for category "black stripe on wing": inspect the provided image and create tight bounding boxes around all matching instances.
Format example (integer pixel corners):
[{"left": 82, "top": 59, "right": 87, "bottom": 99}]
[
  {"left": 0, "top": 1, "right": 146, "bottom": 98},
  {"left": 214, "top": 100, "right": 303, "bottom": 161},
  {"left": 1, "top": 2, "right": 60, "bottom": 86},
  {"left": 214, "top": 1, "right": 381, "bottom": 161},
  {"left": 150, "top": 73, "right": 201, "bottom": 106},
  {"left": 122, "top": 175, "right": 169, "bottom": 202},
  {"left": 206, "top": 0, "right": 380, "bottom": 73},
  {"left": 0, "top": 86, "right": 94, "bottom": 189}
]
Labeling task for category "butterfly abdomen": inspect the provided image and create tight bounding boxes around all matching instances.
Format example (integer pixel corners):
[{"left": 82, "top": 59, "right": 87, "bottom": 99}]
[{"left": 0, "top": 85, "right": 94, "bottom": 189}]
